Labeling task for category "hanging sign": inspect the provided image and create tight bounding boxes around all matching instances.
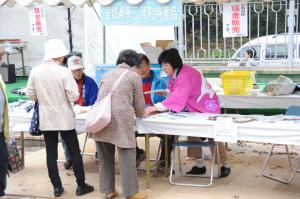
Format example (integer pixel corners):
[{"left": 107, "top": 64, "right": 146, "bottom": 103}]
[
  {"left": 29, "top": 4, "right": 48, "bottom": 36},
  {"left": 100, "top": 0, "right": 182, "bottom": 26},
  {"left": 223, "top": 2, "right": 248, "bottom": 38}
]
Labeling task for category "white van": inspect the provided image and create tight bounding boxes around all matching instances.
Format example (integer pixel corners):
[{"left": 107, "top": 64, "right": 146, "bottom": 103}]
[{"left": 227, "top": 34, "right": 300, "bottom": 67}]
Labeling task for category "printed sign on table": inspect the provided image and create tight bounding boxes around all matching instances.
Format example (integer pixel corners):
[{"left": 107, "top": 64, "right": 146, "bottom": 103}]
[
  {"left": 100, "top": 0, "right": 182, "bottom": 26},
  {"left": 214, "top": 117, "right": 238, "bottom": 143},
  {"left": 223, "top": 2, "right": 248, "bottom": 38},
  {"left": 29, "top": 4, "right": 47, "bottom": 36}
]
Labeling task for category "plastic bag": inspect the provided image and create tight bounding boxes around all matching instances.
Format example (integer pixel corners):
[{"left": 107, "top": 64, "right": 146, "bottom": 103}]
[
  {"left": 263, "top": 75, "right": 296, "bottom": 96},
  {"left": 7, "top": 140, "right": 23, "bottom": 173}
]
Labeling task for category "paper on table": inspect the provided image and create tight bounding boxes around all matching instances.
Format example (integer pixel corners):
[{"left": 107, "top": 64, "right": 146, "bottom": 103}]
[
  {"left": 144, "top": 89, "right": 167, "bottom": 94},
  {"left": 73, "top": 105, "right": 91, "bottom": 114},
  {"left": 214, "top": 117, "right": 238, "bottom": 143}
]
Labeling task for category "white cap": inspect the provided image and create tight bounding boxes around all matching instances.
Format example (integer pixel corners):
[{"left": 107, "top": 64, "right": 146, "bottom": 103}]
[
  {"left": 68, "top": 55, "right": 84, "bottom": 70},
  {"left": 44, "top": 39, "right": 68, "bottom": 60}
]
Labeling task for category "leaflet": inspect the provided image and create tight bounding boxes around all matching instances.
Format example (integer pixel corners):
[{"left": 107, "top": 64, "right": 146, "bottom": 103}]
[{"left": 143, "top": 89, "right": 167, "bottom": 94}]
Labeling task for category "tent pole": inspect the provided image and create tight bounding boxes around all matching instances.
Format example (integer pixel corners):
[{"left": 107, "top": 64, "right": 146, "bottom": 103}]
[
  {"left": 178, "top": 2, "right": 184, "bottom": 59},
  {"left": 67, "top": 8, "right": 73, "bottom": 52},
  {"left": 288, "top": 0, "right": 295, "bottom": 68},
  {"left": 0, "top": 0, "right": 8, "bottom": 7},
  {"left": 103, "top": 25, "right": 106, "bottom": 64}
]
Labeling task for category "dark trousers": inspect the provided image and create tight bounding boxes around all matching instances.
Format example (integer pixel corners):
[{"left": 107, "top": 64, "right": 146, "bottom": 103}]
[
  {"left": 0, "top": 133, "right": 8, "bottom": 195},
  {"left": 160, "top": 135, "right": 175, "bottom": 162},
  {"left": 43, "top": 129, "right": 85, "bottom": 188}
]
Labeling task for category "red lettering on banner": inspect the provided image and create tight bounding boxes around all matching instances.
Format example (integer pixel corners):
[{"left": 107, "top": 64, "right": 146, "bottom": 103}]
[
  {"left": 232, "top": 26, "right": 240, "bottom": 33},
  {"left": 35, "top": 14, "right": 41, "bottom": 20},
  {"left": 36, "top": 26, "right": 42, "bottom": 32},
  {"left": 34, "top": 8, "right": 40, "bottom": 14},
  {"left": 232, "top": 19, "right": 240, "bottom": 26},
  {"left": 36, "top": 20, "right": 41, "bottom": 27},
  {"left": 232, "top": 5, "right": 240, "bottom": 12},
  {"left": 232, "top": 12, "right": 240, "bottom": 19}
]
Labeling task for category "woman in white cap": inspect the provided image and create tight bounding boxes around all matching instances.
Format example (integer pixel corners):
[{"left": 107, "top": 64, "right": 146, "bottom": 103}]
[{"left": 26, "top": 39, "right": 94, "bottom": 197}]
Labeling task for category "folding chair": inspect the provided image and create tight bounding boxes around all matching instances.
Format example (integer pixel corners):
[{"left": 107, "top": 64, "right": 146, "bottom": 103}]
[
  {"left": 57, "top": 132, "right": 95, "bottom": 164},
  {"left": 169, "top": 137, "right": 220, "bottom": 187},
  {"left": 81, "top": 132, "right": 97, "bottom": 158},
  {"left": 262, "top": 106, "right": 300, "bottom": 184}
]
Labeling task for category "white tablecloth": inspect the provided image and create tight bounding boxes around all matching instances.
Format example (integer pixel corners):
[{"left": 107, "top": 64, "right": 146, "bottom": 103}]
[
  {"left": 136, "top": 112, "right": 300, "bottom": 146},
  {"left": 9, "top": 110, "right": 86, "bottom": 133},
  {"left": 10, "top": 108, "right": 300, "bottom": 146},
  {"left": 218, "top": 94, "right": 300, "bottom": 109},
  {"left": 0, "top": 42, "right": 27, "bottom": 49}
]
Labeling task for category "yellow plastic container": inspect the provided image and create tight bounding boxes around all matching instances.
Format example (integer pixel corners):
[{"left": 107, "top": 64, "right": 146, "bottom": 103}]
[{"left": 220, "top": 71, "right": 255, "bottom": 95}]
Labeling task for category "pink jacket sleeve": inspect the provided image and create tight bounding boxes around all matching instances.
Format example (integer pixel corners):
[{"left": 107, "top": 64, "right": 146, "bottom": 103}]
[
  {"left": 162, "top": 75, "right": 194, "bottom": 113},
  {"left": 168, "top": 77, "right": 174, "bottom": 92}
]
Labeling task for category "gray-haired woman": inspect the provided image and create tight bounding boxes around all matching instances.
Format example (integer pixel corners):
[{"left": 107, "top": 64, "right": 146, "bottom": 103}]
[{"left": 92, "top": 49, "right": 146, "bottom": 199}]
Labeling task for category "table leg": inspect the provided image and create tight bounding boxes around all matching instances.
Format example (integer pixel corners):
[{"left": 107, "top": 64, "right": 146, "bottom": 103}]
[
  {"left": 164, "top": 134, "right": 169, "bottom": 177},
  {"left": 212, "top": 141, "right": 221, "bottom": 177},
  {"left": 81, "top": 132, "right": 89, "bottom": 156},
  {"left": 20, "top": 47, "right": 25, "bottom": 76},
  {"left": 223, "top": 109, "right": 229, "bottom": 150},
  {"left": 6, "top": 53, "right": 10, "bottom": 64},
  {"left": 21, "top": 131, "right": 25, "bottom": 166},
  {"left": 145, "top": 134, "right": 150, "bottom": 189},
  {"left": 216, "top": 142, "right": 220, "bottom": 169}
]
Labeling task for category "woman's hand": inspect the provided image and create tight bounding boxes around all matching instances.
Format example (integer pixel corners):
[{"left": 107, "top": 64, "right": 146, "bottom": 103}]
[{"left": 145, "top": 106, "right": 158, "bottom": 116}]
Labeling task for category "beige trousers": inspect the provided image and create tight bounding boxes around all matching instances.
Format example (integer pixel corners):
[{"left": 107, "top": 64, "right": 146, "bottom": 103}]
[{"left": 187, "top": 137, "right": 228, "bottom": 163}]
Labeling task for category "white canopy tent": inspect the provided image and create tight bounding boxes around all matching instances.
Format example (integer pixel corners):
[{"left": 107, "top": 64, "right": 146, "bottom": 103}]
[
  {"left": 1, "top": 0, "right": 96, "bottom": 7},
  {"left": 2, "top": 0, "right": 261, "bottom": 78},
  {"left": 0, "top": 0, "right": 178, "bottom": 78},
  {"left": 0, "top": 0, "right": 230, "bottom": 7}
]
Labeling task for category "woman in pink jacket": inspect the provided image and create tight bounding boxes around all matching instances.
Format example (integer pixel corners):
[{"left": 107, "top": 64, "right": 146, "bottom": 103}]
[{"left": 145, "top": 48, "right": 230, "bottom": 177}]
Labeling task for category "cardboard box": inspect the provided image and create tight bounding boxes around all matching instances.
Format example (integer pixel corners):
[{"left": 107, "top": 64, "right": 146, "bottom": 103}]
[
  {"left": 140, "top": 40, "right": 174, "bottom": 63},
  {"left": 156, "top": 40, "right": 174, "bottom": 50}
]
